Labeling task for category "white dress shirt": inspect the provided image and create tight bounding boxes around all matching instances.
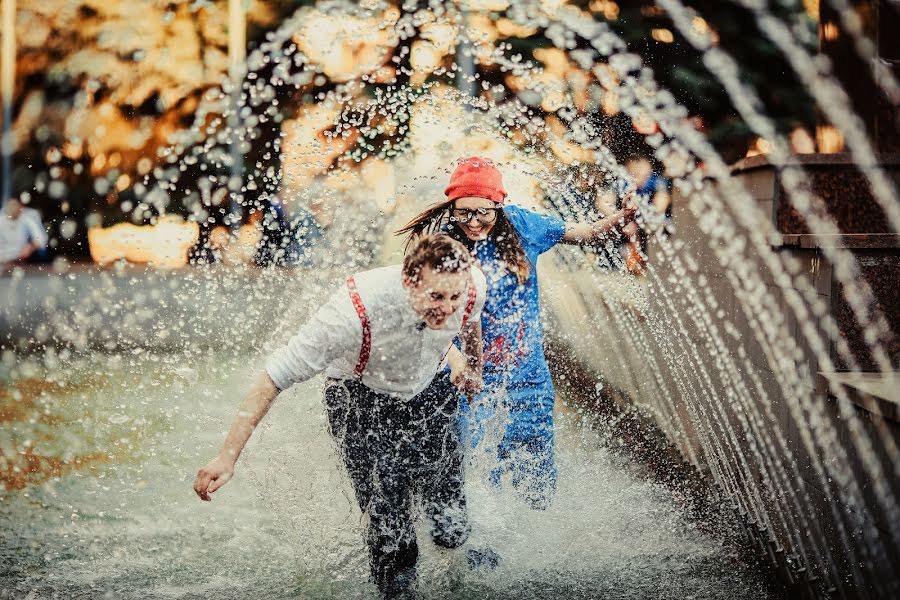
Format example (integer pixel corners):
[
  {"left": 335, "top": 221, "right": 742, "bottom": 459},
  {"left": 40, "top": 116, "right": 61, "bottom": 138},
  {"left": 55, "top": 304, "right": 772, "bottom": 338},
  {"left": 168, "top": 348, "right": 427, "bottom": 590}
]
[
  {"left": 266, "top": 264, "right": 487, "bottom": 399},
  {"left": 0, "top": 207, "right": 48, "bottom": 263}
]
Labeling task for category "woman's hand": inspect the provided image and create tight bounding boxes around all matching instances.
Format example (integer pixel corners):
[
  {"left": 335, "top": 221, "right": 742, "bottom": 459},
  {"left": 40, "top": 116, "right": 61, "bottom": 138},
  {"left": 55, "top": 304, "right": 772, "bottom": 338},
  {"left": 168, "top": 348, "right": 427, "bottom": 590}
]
[
  {"left": 193, "top": 454, "right": 235, "bottom": 501},
  {"left": 621, "top": 204, "right": 638, "bottom": 223},
  {"left": 561, "top": 190, "right": 639, "bottom": 245},
  {"left": 620, "top": 190, "right": 638, "bottom": 222}
]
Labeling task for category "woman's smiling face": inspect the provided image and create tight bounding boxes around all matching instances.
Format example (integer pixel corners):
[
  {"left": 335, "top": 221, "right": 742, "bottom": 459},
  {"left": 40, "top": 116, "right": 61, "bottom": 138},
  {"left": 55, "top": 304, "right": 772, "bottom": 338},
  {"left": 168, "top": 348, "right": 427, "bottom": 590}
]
[{"left": 451, "top": 196, "right": 500, "bottom": 241}]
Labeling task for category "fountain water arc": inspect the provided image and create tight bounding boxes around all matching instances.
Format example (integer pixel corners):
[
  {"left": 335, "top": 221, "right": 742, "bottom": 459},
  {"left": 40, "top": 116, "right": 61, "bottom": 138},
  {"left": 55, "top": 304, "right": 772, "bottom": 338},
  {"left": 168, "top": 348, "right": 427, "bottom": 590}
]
[{"left": 2, "top": 1, "right": 898, "bottom": 599}]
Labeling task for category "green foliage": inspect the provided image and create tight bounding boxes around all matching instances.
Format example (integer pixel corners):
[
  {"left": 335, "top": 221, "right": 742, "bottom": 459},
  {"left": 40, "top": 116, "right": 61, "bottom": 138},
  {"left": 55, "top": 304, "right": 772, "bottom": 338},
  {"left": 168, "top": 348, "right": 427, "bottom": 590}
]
[{"left": 9, "top": 0, "right": 824, "bottom": 256}]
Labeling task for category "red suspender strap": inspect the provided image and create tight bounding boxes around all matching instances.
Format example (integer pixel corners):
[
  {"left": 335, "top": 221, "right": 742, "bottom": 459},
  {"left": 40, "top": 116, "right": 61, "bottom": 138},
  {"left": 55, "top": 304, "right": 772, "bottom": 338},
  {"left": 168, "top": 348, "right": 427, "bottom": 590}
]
[
  {"left": 346, "top": 276, "right": 371, "bottom": 379},
  {"left": 438, "top": 274, "right": 479, "bottom": 368}
]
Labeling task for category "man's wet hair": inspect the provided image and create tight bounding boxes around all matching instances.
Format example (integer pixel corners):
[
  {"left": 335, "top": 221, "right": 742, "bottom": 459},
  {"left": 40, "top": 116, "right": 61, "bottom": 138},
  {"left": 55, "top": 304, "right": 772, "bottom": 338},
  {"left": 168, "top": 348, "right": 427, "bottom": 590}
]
[{"left": 402, "top": 234, "right": 473, "bottom": 283}]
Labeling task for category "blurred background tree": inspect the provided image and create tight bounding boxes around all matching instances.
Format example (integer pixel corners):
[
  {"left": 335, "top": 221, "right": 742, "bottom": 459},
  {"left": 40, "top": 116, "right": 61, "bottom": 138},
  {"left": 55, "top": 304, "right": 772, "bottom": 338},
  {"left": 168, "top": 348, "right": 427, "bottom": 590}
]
[{"left": 4, "top": 0, "right": 817, "bottom": 258}]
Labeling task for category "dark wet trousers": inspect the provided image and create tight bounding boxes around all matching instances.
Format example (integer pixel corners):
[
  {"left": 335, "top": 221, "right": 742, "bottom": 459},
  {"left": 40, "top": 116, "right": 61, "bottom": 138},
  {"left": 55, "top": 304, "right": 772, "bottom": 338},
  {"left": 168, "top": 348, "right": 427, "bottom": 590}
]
[{"left": 324, "top": 372, "right": 470, "bottom": 598}]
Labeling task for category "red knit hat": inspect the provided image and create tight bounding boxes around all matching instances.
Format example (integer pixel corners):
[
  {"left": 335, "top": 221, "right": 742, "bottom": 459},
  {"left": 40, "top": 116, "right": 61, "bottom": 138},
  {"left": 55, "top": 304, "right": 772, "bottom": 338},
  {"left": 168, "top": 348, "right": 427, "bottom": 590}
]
[{"left": 444, "top": 157, "right": 507, "bottom": 203}]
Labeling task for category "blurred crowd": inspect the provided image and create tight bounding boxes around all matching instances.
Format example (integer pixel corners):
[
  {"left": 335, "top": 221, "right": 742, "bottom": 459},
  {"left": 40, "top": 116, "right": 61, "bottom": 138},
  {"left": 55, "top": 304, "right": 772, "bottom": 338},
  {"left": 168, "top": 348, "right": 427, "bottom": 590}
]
[
  {"left": 191, "top": 192, "right": 386, "bottom": 271},
  {"left": 1, "top": 153, "right": 670, "bottom": 275}
]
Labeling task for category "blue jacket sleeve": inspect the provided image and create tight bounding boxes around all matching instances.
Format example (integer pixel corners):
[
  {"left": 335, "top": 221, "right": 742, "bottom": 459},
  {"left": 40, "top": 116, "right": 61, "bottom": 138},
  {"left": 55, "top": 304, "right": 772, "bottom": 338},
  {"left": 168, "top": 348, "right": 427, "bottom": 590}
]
[{"left": 503, "top": 204, "right": 566, "bottom": 255}]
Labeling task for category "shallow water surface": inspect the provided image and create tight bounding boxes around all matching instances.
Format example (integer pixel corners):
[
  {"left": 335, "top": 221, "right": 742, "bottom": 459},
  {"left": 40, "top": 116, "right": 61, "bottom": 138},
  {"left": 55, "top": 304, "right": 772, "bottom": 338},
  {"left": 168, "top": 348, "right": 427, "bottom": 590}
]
[{"left": 0, "top": 353, "right": 771, "bottom": 599}]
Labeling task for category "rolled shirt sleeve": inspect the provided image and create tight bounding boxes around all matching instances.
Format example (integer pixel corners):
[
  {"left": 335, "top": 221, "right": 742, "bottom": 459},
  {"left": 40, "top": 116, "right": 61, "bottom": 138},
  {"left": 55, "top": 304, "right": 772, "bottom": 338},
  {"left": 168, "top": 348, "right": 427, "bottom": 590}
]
[{"left": 265, "top": 284, "right": 362, "bottom": 391}]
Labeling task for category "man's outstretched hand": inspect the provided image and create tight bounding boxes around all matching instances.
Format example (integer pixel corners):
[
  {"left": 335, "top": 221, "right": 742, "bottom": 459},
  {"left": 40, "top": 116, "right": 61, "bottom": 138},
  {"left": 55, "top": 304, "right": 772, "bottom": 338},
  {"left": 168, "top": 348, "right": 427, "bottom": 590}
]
[
  {"left": 193, "top": 454, "right": 235, "bottom": 501},
  {"left": 451, "top": 363, "right": 483, "bottom": 399},
  {"left": 447, "top": 341, "right": 483, "bottom": 400}
]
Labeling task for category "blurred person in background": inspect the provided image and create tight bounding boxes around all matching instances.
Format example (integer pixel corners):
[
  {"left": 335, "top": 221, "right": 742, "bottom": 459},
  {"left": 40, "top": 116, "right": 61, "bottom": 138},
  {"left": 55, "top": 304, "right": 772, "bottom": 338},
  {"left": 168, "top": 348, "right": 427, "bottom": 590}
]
[
  {"left": 596, "top": 154, "right": 672, "bottom": 274},
  {"left": 255, "top": 194, "right": 324, "bottom": 268},
  {"left": 0, "top": 198, "right": 49, "bottom": 265},
  {"left": 544, "top": 165, "right": 628, "bottom": 273}
]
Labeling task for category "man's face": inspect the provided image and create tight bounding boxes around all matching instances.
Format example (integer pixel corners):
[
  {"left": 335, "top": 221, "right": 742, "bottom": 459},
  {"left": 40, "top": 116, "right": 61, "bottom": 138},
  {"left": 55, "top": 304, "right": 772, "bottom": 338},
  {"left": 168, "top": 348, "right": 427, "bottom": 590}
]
[
  {"left": 404, "top": 265, "right": 470, "bottom": 330},
  {"left": 625, "top": 158, "right": 652, "bottom": 183},
  {"left": 4, "top": 200, "right": 22, "bottom": 219}
]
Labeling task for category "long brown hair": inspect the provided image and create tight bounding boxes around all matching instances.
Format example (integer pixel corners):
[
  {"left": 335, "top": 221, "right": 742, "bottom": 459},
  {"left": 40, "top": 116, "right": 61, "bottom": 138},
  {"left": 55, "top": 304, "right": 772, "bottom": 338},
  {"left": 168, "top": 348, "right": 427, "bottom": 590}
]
[{"left": 396, "top": 200, "right": 531, "bottom": 284}]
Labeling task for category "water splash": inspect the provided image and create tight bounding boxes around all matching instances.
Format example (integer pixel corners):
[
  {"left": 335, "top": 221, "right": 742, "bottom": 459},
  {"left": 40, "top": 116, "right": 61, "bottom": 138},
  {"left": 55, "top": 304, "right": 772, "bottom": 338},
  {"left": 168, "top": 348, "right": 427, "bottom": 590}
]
[{"left": 4, "top": 1, "right": 899, "bottom": 598}]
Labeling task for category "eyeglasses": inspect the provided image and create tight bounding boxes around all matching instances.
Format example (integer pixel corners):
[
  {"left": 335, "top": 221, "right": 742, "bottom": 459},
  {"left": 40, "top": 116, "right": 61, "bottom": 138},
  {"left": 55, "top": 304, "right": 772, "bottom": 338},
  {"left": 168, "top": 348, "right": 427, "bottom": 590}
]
[{"left": 449, "top": 207, "right": 500, "bottom": 224}]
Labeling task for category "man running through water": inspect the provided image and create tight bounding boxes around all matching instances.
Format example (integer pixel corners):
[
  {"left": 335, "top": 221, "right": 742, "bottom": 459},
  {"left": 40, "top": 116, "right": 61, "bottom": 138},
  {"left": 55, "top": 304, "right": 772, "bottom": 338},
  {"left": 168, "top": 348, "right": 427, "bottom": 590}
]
[{"left": 193, "top": 234, "right": 487, "bottom": 598}]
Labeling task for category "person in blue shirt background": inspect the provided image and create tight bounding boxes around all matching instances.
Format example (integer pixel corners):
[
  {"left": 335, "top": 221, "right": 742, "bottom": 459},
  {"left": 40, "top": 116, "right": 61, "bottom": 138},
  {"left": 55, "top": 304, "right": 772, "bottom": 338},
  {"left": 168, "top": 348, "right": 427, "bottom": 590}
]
[
  {"left": 254, "top": 195, "right": 324, "bottom": 268},
  {"left": 398, "top": 157, "right": 635, "bottom": 509},
  {"left": 596, "top": 154, "right": 672, "bottom": 274}
]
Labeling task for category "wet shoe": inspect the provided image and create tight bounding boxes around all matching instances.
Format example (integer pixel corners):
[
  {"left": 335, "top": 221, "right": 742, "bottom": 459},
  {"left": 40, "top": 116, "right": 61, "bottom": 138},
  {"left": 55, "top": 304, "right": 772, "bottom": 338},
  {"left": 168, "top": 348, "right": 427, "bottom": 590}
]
[
  {"left": 377, "top": 566, "right": 419, "bottom": 599},
  {"left": 383, "top": 588, "right": 422, "bottom": 600},
  {"left": 465, "top": 547, "right": 501, "bottom": 570},
  {"left": 380, "top": 582, "right": 422, "bottom": 600}
]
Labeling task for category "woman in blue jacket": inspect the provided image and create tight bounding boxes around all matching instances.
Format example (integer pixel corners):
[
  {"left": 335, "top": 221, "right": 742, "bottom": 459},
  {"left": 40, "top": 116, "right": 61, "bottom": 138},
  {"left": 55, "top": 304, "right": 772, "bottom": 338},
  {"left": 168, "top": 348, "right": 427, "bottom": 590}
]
[{"left": 398, "top": 157, "right": 634, "bottom": 509}]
